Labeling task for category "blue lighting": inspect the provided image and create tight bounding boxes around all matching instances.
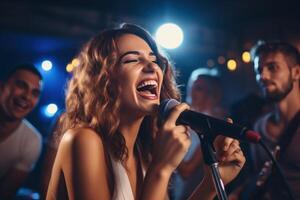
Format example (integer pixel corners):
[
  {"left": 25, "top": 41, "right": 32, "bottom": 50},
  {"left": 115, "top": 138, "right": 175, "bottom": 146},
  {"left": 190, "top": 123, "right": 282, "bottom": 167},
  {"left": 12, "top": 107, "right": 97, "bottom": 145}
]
[
  {"left": 41, "top": 60, "right": 52, "bottom": 71},
  {"left": 155, "top": 23, "right": 184, "bottom": 49},
  {"left": 44, "top": 103, "right": 58, "bottom": 117}
]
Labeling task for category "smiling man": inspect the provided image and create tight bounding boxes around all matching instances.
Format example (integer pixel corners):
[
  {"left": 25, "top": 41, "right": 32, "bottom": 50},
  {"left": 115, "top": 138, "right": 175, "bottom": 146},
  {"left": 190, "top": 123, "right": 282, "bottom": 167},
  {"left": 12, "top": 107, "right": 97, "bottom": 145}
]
[{"left": 0, "top": 64, "right": 43, "bottom": 199}]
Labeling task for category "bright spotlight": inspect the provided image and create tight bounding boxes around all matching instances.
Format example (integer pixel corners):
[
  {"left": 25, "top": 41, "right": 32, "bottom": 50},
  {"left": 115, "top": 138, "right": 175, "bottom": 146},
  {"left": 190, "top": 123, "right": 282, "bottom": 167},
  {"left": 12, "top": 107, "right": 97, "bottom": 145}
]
[
  {"left": 155, "top": 23, "right": 183, "bottom": 49},
  {"left": 44, "top": 103, "right": 58, "bottom": 117},
  {"left": 41, "top": 60, "right": 52, "bottom": 71}
]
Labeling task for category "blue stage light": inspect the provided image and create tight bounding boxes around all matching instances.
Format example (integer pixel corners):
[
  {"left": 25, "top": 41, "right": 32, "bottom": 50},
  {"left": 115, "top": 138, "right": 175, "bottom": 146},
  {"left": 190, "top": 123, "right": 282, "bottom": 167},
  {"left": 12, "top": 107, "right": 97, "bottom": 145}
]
[
  {"left": 41, "top": 60, "right": 52, "bottom": 71},
  {"left": 44, "top": 103, "right": 58, "bottom": 117}
]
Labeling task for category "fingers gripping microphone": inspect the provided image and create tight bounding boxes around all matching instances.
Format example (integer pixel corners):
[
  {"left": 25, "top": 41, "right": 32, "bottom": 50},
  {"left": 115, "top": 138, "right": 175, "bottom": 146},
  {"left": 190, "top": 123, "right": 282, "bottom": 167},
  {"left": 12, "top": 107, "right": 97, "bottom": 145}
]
[{"left": 159, "top": 99, "right": 261, "bottom": 143}]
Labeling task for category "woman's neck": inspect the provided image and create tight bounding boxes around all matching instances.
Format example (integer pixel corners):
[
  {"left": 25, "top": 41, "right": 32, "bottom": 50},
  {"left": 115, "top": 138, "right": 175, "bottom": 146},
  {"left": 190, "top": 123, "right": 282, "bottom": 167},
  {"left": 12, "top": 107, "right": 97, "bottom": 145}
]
[{"left": 119, "top": 116, "right": 144, "bottom": 156}]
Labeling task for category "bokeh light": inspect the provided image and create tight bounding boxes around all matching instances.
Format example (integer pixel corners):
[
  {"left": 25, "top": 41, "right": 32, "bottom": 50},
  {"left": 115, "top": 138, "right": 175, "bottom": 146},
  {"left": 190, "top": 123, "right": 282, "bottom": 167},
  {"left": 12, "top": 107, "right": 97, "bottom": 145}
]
[
  {"left": 227, "top": 59, "right": 237, "bottom": 71},
  {"left": 41, "top": 60, "right": 52, "bottom": 71},
  {"left": 155, "top": 23, "right": 184, "bottom": 49},
  {"left": 44, "top": 103, "right": 58, "bottom": 117}
]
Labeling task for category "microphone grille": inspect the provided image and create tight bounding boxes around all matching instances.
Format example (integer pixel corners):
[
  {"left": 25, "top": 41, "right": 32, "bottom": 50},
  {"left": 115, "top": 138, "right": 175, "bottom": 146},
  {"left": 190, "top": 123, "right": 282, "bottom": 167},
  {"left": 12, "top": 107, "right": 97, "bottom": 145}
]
[{"left": 159, "top": 99, "right": 180, "bottom": 121}]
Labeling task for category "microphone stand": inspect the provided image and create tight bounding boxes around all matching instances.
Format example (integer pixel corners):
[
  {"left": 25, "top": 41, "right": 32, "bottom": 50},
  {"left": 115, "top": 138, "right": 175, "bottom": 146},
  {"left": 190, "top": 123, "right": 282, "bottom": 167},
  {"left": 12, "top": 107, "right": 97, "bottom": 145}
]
[{"left": 197, "top": 131, "right": 228, "bottom": 200}]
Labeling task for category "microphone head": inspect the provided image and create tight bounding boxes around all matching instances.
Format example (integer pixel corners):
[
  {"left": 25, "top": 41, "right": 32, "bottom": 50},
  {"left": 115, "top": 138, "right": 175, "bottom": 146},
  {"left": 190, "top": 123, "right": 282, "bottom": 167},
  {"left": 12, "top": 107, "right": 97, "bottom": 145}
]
[{"left": 159, "top": 99, "right": 180, "bottom": 122}]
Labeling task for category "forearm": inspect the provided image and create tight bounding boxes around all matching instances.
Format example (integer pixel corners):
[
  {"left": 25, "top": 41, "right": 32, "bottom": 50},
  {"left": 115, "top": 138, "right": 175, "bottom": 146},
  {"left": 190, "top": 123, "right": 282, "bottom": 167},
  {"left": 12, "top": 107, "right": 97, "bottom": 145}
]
[{"left": 141, "top": 164, "right": 172, "bottom": 200}]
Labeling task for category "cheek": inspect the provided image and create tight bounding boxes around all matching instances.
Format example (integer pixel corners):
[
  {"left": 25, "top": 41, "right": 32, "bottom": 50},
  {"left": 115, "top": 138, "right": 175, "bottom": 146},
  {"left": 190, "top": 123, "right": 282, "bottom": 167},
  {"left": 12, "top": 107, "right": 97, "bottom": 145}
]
[
  {"left": 31, "top": 97, "right": 40, "bottom": 106},
  {"left": 192, "top": 90, "right": 205, "bottom": 98},
  {"left": 2, "top": 88, "right": 15, "bottom": 101},
  {"left": 118, "top": 72, "right": 137, "bottom": 96},
  {"left": 120, "top": 75, "right": 134, "bottom": 91},
  {"left": 11, "top": 86, "right": 24, "bottom": 96}
]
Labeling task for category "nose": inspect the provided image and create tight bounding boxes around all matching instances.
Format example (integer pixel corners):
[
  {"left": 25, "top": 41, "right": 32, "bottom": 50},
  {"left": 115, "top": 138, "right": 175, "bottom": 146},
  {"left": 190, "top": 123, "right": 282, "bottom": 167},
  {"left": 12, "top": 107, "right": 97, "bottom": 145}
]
[
  {"left": 257, "top": 67, "right": 270, "bottom": 83},
  {"left": 21, "top": 88, "right": 33, "bottom": 102},
  {"left": 142, "top": 60, "right": 156, "bottom": 73}
]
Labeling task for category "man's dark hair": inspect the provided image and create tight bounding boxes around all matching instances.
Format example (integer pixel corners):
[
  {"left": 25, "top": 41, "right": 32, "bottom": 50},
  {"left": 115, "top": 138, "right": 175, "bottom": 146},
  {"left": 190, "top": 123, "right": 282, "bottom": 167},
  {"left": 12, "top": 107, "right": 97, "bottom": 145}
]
[
  {"left": 251, "top": 41, "right": 300, "bottom": 67},
  {"left": 1, "top": 63, "right": 43, "bottom": 82}
]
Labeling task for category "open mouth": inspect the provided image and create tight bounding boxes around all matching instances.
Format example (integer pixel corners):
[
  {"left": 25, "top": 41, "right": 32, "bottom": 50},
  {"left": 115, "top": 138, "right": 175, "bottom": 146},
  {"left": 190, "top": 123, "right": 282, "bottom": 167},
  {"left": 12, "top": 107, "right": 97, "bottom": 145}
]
[
  {"left": 136, "top": 79, "right": 158, "bottom": 98},
  {"left": 13, "top": 98, "right": 29, "bottom": 111}
]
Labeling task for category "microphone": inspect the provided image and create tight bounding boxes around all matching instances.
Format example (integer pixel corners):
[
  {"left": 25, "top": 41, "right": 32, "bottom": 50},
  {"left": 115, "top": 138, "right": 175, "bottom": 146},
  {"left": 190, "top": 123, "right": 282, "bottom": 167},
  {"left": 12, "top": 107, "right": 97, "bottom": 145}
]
[{"left": 159, "top": 99, "right": 261, "bottom": 143}]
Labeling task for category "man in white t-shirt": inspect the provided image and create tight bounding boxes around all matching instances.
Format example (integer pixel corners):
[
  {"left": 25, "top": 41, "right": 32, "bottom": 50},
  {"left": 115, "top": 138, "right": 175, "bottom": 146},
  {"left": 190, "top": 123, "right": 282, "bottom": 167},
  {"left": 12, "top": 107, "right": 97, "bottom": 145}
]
[{"left": 0, "top": 64, "right": 43, "bottom": 199}]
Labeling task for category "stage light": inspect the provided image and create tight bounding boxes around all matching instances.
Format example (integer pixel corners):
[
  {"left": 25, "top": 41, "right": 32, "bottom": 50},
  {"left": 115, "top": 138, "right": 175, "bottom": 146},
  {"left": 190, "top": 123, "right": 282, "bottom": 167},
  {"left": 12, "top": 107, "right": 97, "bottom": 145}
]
[
  {"left": 41, "top": 60, "right": 52, "bottom": 71},
  {"left": 155, "top": 23, "right": 183, "bottom": 49},
  {"left": 227, "top": 59, "right": 237, "bottom": 71},
  {"left": 242, "top": 51, "right": 251, "bottom": 63},
  {"left": 44, "top": 103, "right": 58, "bottom": 117}
]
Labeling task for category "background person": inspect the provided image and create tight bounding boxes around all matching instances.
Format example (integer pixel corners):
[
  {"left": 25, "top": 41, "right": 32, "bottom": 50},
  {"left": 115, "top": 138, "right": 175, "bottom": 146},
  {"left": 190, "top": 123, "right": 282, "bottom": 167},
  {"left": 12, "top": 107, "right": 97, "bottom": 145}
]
[{"left": 0, "top": 64, "right": 43, "bottom": 199}]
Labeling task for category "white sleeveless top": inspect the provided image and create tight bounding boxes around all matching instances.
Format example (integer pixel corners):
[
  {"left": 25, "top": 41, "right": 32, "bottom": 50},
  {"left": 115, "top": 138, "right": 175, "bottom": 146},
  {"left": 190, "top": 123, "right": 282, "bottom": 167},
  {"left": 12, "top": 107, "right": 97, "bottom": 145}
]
[
  {"left": 110, "top": 154, "right": 169, "bottom": 200},
  {"left": 110, "top": 156, "right": 145, "bottom": 200}
]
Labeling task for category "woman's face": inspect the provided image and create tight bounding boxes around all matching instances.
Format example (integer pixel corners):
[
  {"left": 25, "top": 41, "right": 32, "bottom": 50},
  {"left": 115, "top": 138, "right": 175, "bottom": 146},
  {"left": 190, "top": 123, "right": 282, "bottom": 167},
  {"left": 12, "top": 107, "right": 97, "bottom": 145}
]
[{"left": 116, "top": 34, "right": 163, "bottom": 117}]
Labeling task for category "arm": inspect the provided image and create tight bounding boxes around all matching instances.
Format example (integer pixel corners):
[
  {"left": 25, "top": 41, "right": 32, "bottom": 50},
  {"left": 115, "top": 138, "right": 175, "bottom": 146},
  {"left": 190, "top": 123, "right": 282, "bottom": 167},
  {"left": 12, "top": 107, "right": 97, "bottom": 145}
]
[
  {"left": 141, "top": 103, "right": 191, "bottom": 200},
  {"left": 178, "top": 145, "right": 203, "bottom": 179},
  {"left": 61, "top": 128, "right": 111, "bottom": 200},
  {"left": 189, "top": 136, "right": 246, "bottom": 200},
  {"left": 0, "top": 168, "right": 28, "bottom": 199}
]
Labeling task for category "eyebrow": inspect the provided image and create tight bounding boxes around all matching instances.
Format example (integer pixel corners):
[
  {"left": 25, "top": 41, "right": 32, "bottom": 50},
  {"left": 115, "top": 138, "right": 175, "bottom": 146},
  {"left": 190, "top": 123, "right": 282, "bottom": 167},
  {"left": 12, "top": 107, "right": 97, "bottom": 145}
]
[
  {"left": 16, "top": 79, "right": 41, "bottom": 92},
  {"left": 119, "top": 51, "right": 156, "bottom": 60}
]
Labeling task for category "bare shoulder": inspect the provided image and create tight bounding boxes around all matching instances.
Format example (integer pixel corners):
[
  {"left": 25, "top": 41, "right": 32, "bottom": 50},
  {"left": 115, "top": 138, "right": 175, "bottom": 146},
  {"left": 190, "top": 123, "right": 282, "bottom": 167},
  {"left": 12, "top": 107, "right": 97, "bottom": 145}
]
[
  {"left": 49, "top": 128, "right": 111, "bottom": 200},
  {"left": 57, "top": 127, "right": 106, "bottom": 161},
  {"left": 61, "top": 127, "right": 103, "bottom": 148}
]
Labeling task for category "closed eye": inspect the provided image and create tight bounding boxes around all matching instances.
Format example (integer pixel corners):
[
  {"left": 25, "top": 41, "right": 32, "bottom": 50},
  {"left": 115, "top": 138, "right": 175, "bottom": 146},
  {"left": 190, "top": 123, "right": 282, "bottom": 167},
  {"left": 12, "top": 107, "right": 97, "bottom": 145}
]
[
  {"left": 123, "top": 59, "right": 138, "bottom": 64},
  {"left": 15, "top": 80, "right": 28, "bottom": 90}
]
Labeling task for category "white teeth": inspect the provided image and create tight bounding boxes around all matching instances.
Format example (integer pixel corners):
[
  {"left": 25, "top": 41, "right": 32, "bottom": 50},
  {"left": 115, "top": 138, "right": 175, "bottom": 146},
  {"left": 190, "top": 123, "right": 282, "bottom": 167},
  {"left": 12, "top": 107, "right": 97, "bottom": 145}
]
[{"left": 137, "top": 80, "right": 158, "bottom": 89}]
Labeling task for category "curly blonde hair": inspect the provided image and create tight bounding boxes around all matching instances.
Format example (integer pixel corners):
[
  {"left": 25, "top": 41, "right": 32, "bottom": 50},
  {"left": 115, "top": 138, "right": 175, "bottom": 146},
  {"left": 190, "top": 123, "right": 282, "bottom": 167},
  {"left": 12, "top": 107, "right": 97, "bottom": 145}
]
[{"left": 61, "top": 24, "right": 181, "bottom": 164}]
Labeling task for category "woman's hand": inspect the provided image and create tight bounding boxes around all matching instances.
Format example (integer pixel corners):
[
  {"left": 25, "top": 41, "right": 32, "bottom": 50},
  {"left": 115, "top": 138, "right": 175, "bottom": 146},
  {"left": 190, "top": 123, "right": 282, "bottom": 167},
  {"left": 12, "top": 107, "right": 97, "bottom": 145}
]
[
  {"left": 210, "top": 118, "right": 245, "bottom": 185},
  {"left": 142, "top": 103, "right": 191, "bottom": 200},
  {"left": 151, "top": 103, "right": 191, "bottom": 175},
  {"left": 183, "top": 119, "right": 246, "bottom": 200},
  {"left": 213, "top": 135, "right": 245, "bottom": 185}
]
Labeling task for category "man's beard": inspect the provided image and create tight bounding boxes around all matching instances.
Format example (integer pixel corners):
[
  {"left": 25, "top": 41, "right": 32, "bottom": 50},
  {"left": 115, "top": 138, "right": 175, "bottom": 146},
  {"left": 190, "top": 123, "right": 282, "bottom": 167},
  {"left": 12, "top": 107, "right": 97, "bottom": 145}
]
[{"left": 263, "top": 77, "right": 293, "bottom": 103}]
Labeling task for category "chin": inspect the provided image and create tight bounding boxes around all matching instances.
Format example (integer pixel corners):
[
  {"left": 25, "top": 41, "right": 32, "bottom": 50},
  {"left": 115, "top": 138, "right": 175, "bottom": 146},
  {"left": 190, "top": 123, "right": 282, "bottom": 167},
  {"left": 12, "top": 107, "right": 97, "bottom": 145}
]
[
  {"left": 11, "top": 111, "right": 27, "bottom": 120},
  {"left": 141, "top": 102, "right": 159, "bottom": 114}
]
